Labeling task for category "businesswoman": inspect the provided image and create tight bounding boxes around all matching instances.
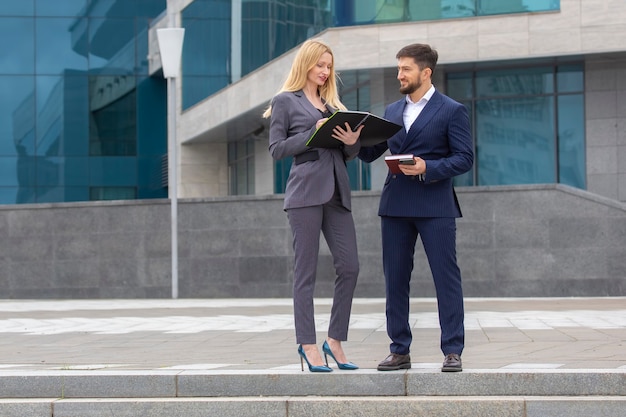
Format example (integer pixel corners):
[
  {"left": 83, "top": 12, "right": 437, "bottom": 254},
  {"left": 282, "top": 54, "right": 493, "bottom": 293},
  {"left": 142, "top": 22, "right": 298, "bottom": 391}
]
[{"left": 263, "top": 39, "right": 363, "bottom": 372}]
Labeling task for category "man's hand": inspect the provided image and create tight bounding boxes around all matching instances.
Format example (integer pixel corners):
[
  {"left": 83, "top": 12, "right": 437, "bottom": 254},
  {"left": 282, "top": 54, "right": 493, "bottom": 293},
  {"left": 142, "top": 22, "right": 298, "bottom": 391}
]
[{"left": 398, "top": 157, "right": 426, "bottom": 176}]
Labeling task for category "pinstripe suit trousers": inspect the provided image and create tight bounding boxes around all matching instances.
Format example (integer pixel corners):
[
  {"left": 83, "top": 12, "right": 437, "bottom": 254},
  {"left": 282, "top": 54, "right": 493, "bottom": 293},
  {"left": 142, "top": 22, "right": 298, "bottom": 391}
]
[
  {"left": 382, "top": 216, "right": 465, "bottom": 356},
  {"left": 287, "top": 191, "right": 359, "bottom": 345}
]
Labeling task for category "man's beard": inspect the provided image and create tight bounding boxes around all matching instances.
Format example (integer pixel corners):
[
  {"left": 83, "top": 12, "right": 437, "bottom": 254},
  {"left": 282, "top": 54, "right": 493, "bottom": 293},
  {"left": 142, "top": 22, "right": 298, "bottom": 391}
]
[{"left": 399, "top": 78, "right": 421, "bottom": 95}]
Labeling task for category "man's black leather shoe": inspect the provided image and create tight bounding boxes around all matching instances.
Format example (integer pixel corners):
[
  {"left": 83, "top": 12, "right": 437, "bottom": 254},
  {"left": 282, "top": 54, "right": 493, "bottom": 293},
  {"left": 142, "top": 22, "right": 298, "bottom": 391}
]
[
  {"left": 442, "top": 353, "right": 462, "bottom": 372},
  {"left": 377, "top": 353, "right": 411, "bottom": 371}
]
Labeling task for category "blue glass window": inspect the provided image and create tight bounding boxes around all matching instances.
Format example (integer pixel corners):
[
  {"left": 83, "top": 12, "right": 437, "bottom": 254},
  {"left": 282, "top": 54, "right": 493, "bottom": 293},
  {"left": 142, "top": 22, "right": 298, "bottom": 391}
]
[
  {"left": 229, "top": 139, "right": 255, "bottom": 195},
  {"left": 557, "top": 64, "right": 584, "bottom": 93},
  {"left": 558, "top": 94, "right": 585, "bottom": 188},
  {"left": 89, "top": 78, "right": 137, "bottom": 156},
  {"left": 88, "top": 18, "right": 137, "bottom": 75},
  {"left": 478, "top": 0, "right": 559, "bottom": 16},
  {"left": 134, "top": 19, "right": 152, "bottom": 76},
  {"left": 0, "top": 157, "right": 30, "bottom": 186},
  {"left": 137, "top": 156, "right": 166, "bottom": 198},
  {"left": 36, "top": 156, "right": 89, "bottom": 186},
  {"left": 476, "top": 96, "right": 556, "bottom": 185},
  {"left": 0, "top": 76, "right": 35, "bottom": 157},
  {"left": 447, "top": 63, "right": 584, "bottom": 189},
  {"left": 35, "top": 75, "right": 90, "bottom": 156},
  {"left": 0, "top": 2, "right": 34, "bottom": 16},
  {"left": 36, "top": 18, "right": 88, "bottom": 74},
  {"left": 89, "top": 157, "right": 137, "bottom": 185},
  {"left": 90, "top": 187, "right": 136, "bottom": 200},
  {"left": 136, "top": 77, "right": 167, "bottom": 156},
  {"left": 182, "top": 0, "right": 231, "bottom": 109},
  {"left": 335, "top": 1, "right": 559, "bottom": 26},
  {"left": 0, "top": 18, "right": 35, "bottom": 74},
  {"left": 35, "top": 0, "right": 87, "bottom": 17},
  {"left": 0, "top": 187, "right": 21, "bottom": 204},
  {"left": 447, "top": 73, "right": 473, "bottom": 99},
  {"left": 475, "top": 67, "right": 554, "bottom": 97}
]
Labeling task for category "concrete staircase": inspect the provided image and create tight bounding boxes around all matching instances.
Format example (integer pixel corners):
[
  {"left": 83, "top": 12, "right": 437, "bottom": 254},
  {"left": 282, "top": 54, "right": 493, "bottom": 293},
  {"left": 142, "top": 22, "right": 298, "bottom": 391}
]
[{"left": 1, "top": 369, "right": 625, "bottom": 416}]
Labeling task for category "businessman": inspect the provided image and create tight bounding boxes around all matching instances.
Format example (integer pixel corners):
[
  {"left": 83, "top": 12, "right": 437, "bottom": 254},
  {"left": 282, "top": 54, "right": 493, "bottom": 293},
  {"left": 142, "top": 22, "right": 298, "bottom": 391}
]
[{"left": 359, "top": 43, "right": 473, "bottom": 372}]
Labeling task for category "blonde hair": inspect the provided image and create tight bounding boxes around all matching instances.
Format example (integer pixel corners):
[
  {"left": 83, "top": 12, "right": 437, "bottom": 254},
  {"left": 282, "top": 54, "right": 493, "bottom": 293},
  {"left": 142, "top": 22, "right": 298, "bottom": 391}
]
[{"left": 262, "top": 39, "right": 346, "bottom": 118}]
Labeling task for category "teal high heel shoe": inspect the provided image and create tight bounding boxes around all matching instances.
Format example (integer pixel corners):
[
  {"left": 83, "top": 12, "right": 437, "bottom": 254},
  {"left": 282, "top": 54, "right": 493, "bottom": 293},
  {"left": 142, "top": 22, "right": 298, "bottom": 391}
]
[
  {"left": 298, "top": 345, "right": 332, "bottom": 372},
  {"left": 322, "top": 340, "right": 359, "bottom": 370}
]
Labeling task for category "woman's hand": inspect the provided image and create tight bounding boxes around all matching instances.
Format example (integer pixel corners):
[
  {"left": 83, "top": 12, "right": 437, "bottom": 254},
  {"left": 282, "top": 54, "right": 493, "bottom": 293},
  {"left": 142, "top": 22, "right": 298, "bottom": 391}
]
[
  {"left": 331, "top": 122, "right": 364, "bottom": 146},
  {"left": 315, "top": 118, "right": 328, "bottom": 129}
]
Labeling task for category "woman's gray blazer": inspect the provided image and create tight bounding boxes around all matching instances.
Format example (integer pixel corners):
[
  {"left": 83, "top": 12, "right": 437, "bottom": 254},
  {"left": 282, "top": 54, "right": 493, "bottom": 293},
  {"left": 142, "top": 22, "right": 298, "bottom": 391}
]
[{"left": 268, "top": 90, "right": 361, "bottom": 211}]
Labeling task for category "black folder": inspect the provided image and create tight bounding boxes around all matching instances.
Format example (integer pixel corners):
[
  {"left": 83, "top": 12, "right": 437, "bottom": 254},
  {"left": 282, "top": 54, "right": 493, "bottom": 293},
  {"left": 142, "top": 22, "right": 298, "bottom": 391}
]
[{"left": 306, "top": 111, "right": 402, "bottom": 148}]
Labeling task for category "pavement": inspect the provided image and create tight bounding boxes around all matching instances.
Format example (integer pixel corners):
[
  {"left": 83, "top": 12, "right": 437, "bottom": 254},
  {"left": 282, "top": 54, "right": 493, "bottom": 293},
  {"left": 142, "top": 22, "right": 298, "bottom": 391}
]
[{"left": 1, "top": 296, "right": 624, "bottom": 372}]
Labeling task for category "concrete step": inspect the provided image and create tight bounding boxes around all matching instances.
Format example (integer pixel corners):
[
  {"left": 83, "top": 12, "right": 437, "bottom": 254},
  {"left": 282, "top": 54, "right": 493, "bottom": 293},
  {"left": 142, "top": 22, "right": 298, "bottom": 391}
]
[
  {"left": 1, "top": 369, "right": 625, "bottom": 416},
  {"left": 1, "top": 396, "right": 625, "bottom": 417},
  {"left": 1, "top": 369, "right": 625, "bottom": 398}
]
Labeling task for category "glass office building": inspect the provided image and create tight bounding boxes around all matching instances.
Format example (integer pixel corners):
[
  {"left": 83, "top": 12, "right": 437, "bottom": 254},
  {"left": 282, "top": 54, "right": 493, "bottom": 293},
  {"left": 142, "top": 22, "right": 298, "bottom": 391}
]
[
  {"left": 0, "top": 1, "right": 167, "bottom": 204},
  {"left": 1, "top": 1, "right": 623, "bottom": 205}
]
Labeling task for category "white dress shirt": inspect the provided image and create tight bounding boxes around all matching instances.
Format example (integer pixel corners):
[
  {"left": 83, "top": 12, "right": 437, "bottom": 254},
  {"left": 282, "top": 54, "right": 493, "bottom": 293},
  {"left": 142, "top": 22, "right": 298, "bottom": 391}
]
[
  {"left": 402, "top": 85, "right": 435, "bottom": 181},
  {"left": 403, "top": 85, "right": 435, "bottom": 131}
]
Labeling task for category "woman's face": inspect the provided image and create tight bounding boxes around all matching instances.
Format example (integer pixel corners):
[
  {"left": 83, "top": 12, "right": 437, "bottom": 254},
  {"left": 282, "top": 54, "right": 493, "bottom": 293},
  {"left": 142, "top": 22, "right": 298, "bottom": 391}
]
[{"left": 307, "top": 52, "right": 332, "bottom": 88}]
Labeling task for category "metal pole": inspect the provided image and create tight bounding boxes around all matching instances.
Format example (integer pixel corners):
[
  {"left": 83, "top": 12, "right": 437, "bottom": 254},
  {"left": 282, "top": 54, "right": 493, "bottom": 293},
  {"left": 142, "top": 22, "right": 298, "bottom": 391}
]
[
  {"left": 168, "top": 76, "right": 178, "bottom": 299},
  {"left": 159, "top": 6, "right": 184, "bottom": 299}
]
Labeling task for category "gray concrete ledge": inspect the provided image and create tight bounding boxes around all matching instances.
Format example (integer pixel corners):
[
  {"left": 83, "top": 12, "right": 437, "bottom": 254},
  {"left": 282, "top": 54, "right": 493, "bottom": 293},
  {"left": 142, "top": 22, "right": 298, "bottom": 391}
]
[
  {"left": 1, "top": 396, "right": 625, "bottom": 417},
  {"left": 1, "top": 369, "right": 625, "bottom": 399}
]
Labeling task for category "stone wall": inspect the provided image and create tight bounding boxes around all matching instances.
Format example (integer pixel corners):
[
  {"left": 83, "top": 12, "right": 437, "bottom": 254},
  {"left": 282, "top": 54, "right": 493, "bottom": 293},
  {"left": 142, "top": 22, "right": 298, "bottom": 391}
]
[{"left": 1, "top": 185, "right": 624, "bottom": 299}]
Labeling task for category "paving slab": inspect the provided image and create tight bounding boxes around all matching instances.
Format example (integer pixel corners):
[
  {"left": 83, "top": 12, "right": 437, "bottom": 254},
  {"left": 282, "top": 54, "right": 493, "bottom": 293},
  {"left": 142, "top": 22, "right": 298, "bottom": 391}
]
[{"left": 0, "top": 297, "right": 624, "bottom": 372}]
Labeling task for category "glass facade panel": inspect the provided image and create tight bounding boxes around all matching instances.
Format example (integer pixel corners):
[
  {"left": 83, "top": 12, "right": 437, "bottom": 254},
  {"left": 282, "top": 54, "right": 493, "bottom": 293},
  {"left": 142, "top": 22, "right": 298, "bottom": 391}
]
[
  {"left": 557, "top": 64, "right": 584, "bottom": 93},
  {"left": 0, "top": 76, "right": 35, "bottom": 157},
  {"left": 558, "top": 94, "right": 585, "bottom": 188},
  {"left": 135, "top": 18, "right": 152, "bottom": 76},
  {"left": 476, "top": 96, "right": 555, "bottom": 185},
  {"left": 90, "top": 187, "right": 136, "bottom": 200},
  {"left": 88, "top": 18, "right": 137, "bottom": 75},
  {"left": 0, "top": 2, "right": 34, "bottom": 16},
  {"left": 478, "top": 0, "right": 559, "bottom": 16},
  {"left": 241, "top": 1, "right": 330, "bottom": 77},
  {"left": 0, "top": 157, "right": 27, "bottom": 187},
  {"left": 89, "top": 157, "right": 137, "bottom": 185},
  {"left": 229, "top": 139, "right": 255, "bottom": 195},
  {"left": 0, "top": 17, "right": 35, "bottom": 74},
  {"left": 135, "top": 77, "right": 167, "bottom": 156},
  {"left": 36, "top": 156, "right": 89, "bottom": 186},
  {"left": 137, "top": 156, "right": 166, "bottom": 199},
  {"left": 336, "top": 1, "right": 559, "bottom": 26},
  {"left": 36, "top": 157, "right": 89, "bottom": 188},
  {"left": 475, "top": 67, "right": 554, "bottom": 97},
  {"left": 182, "top": 0, "right": 231, "bottom": 109},
  {"left": 36, "top": 18, "right": 88, "bottom": 74},
  {"left": 47, "top": 186, "right": 89, "bottom": 203},
  {"left": 35, "top": 0, "right": 87, "bottom": 17},
  {"left": 89, "top": 78, "right": 137, "bottom": 156},
  {"left": 36, "top": 75, "right": 90, "bottom": 157},
  {"left": 0, "top": 187, "right": 21, "bottom": 204},
  {"left": 446, "top": 64, "right": 584, "bottom": 188},
  {"left": 447, "top": 73, "right": 474, "bottom": 99}
]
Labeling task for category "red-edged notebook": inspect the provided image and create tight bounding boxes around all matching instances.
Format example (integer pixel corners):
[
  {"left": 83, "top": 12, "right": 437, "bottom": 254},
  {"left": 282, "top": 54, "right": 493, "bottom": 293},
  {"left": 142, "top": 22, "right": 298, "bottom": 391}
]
[{"left": 384, "top": 154, "right": 415, "bottom": 174}]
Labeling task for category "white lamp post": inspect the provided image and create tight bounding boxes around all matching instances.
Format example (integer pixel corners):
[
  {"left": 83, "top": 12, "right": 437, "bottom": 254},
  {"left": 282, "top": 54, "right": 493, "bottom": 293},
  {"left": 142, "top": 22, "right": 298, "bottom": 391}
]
[{"left": 156, "top": 26, "right": 184, "bottom": 299}]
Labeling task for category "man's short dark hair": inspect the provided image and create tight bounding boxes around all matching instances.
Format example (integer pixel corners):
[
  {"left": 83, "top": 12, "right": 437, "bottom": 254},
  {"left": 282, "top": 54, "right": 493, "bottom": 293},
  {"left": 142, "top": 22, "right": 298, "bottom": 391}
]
[{"left": 396, "top": 43, "right": 438, "bottom": 74}]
